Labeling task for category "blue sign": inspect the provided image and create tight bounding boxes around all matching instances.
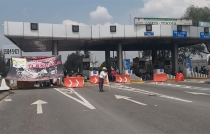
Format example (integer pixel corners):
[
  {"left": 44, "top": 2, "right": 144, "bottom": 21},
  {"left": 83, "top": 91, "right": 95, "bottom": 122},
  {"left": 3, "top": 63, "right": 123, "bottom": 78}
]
[
  {"left": 160, "top": 69, "right": 163, "bottom": 73},
  {"left": 93, "top": 71, "right": 97, "bottom": 74},
  {"left": 200, "top": 32, "right": 210, "bottom": 39},
  {"left": 123, "top": 59, "right": 130, "bottom": 70},
  {"left": 144, "top": 32, "right": 154, "bottom": 36},
  {"left": 186, "top": 58, "right": 191, "bottom": 67},
  {"left": 128, "top": 70, "right": 131, "bottom": 74},
  {"left": 173, "top": 30, "right": 187, "bottom": 38}
]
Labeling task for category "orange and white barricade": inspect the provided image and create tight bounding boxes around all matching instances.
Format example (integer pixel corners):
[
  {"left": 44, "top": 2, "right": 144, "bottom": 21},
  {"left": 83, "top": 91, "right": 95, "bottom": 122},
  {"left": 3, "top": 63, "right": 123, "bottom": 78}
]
[
  {"left": 90, "top": 75, "right": 107, "bottom": 84},
  {"left": 64, "top": 77, "right": 84, "bottom": 88},
  {"left": 115, "top": 75, "right": 131, "bottom": 83},
  {"left": 153, "top": 73, "right": 167, "bottom": 82},
  {"left": 90, "top": 75, "right": 99, "bottom": 84},
  {"left": 175, "top": 73, "right": 184, "bottom": 82}
]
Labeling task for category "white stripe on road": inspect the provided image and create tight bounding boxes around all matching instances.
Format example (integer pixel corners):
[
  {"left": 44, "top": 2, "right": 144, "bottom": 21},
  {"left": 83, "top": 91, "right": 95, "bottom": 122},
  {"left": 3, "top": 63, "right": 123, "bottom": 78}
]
[
  {"left": 185, "top": 91, "right": 210, "bottom": 96},
  {"left": 54, "top": 88, "right": 96, "bottom": 110},
  {"left": 111, "top": 85, "right": 192, "bottom": 103},
  {"left": 125, "top": 98, "right": 147, "bottom": 105},
  {"left": 160, "top": 95, "right": 192, "bottom": 102},
  {"left": 151, "top": 83, "right": 210, "bottom": 91}
]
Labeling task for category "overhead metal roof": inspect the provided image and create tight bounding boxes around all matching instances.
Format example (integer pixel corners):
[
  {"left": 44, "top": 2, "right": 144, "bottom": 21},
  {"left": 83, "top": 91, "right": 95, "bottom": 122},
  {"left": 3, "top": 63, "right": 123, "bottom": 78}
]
[{"left": 4, "top": 21, "right": 210, "bottom": 52}]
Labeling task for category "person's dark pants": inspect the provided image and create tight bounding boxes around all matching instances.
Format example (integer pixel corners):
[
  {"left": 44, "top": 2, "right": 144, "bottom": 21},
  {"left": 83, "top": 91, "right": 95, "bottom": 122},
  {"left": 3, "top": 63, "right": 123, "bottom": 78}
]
[
  {"left": 99, "top": 78, "right": 104, "bottom": 91},
  {"left": 112, "top": 76, "right": 115, "bottom": 82}
]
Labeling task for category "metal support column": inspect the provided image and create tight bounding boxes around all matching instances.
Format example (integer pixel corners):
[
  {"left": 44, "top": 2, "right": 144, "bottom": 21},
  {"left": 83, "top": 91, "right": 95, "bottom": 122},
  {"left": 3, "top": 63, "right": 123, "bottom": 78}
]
[
  {"left": 52, "top": 40, "right": 58, "bottom": 56},
  {"left": 117, "top": 43, "right": 123, "bottom": 74},
  {"left": 105, "top": 50, "right": 111, "bottom": 71},
  {"left": 152, "top": 49, "right": 157, "bottom": 69},
  {"left": 172, "top": 44, "right": 178, "bottom": 74}
]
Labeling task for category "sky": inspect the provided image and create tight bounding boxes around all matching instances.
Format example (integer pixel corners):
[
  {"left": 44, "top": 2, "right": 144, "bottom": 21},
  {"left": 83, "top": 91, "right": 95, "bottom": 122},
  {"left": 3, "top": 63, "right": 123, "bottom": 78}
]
[{"left": 0, "top": 0, "right": 210, "bottom": 65}]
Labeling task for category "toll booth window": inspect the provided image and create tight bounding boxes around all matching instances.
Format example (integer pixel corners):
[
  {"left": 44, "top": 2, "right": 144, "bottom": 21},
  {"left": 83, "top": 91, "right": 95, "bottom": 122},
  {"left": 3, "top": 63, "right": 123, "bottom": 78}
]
[
  {"left": 146, "top": 24, "right": 152, "bottom": 31},
  {"left": 165, "top": 60, "right": 170, "bottom": 65},
  {"left": 139, "top": 61, "right": 146, "bottom": 69},
  {"left": 83, "top": 62, "right": 90, "bottom": 70}
]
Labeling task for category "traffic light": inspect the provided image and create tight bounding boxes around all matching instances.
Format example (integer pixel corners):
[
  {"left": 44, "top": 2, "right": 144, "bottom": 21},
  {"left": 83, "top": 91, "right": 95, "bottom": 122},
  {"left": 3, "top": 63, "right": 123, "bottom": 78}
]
[
  {"left": 146, "top": 24, "right": 152, "bottom": 31},
  {"left": 204, "top": 27, "right": 209, "bottom": 34}
]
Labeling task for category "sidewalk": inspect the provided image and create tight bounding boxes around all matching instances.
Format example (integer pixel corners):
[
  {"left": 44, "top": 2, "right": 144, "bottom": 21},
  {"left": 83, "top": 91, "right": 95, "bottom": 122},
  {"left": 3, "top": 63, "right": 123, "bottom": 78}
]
[{"left": 0, "top": 91, "right": 9, "bottom": 101}]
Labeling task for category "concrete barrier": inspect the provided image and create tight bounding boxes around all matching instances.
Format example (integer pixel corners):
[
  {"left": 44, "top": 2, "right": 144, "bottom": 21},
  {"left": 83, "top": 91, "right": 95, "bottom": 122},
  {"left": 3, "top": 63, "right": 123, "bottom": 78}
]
[{"left": 0, "top": 78, "right": 11, "bottom": 90}]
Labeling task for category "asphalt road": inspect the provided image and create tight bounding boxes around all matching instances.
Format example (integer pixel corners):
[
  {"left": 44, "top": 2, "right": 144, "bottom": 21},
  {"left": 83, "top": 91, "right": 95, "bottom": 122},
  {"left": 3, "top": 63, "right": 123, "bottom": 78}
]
[{"left": 0, "top": 81, "right": 210, "bottom": 134}]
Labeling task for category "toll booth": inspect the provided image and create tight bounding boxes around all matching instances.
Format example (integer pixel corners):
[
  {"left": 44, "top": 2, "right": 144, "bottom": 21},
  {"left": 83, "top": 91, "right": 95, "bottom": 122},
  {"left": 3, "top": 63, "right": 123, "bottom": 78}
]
[
  {"left": 82, "top": 58, "right": 90, "bottom": 79},
  {"left": 110, "top": 57, "right": 117, "bottom": 69},
  {"left": 132, "top": 57, "right": 146, "bottom": 75},
  {"left": 164, "top": 57, "right": 171, "bottom": 74}
]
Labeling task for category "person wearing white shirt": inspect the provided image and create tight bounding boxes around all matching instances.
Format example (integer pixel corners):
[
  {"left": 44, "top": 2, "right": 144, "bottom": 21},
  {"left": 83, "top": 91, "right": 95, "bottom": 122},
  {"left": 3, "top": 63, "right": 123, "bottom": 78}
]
[{"left": 99, "top": 67, "right": 107, "bottom": 92}]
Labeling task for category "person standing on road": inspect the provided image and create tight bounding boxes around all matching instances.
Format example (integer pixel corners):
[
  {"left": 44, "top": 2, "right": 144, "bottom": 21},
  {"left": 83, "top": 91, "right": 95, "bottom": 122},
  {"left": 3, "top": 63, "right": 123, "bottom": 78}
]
[
  {"left": 110, "top": 68, "right": 116, "bottom": 82},
  {"left": 99, "top": 67, "right": 108, "bottom": 92}
]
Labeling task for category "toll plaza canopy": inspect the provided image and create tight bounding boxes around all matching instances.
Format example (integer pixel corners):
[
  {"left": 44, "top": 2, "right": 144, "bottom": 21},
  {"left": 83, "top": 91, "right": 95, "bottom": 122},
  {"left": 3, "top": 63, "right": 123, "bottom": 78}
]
[
  {"left": 3, "top": 20, "right": 210, "bottom": 52},
  {"left": 4, "top": 19, "right": 210, "bottom": 74}
]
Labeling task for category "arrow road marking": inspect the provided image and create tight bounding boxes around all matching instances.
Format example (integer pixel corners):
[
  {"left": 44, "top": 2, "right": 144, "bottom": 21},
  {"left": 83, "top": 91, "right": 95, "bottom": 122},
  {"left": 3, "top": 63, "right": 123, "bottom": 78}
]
[
  {"left": 124, "top": 77, "right": 127, "bottom": 82},
  {"left": 76, "top": 79, "right": 79, "bottom": 87},
  {"left": 115, "top": 95, "right": 147, "bottom": 106},
  {"left": 55, "top": 88, "right": 96, "bottom": 109},
  {"left": 119, "top": 77, "right": 122, "bottom": 82},
  {"left": 185, "top": 91, "right": 210, "bottom": 96},
  {"left": 94, "top": 77, "right": 97, "bottom": 83},
  {"left": 69, "top": 80, "right": 72, "bottom": 87},
  {"left": 31, "top": 100, "right": 48, "bottom": 114}
]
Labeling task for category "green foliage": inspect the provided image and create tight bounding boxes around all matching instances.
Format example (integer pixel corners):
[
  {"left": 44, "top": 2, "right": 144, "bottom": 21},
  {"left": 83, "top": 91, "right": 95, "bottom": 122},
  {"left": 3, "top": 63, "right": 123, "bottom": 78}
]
[
  {"left": 182, "top": 5, "right": 210, "bottom": 53},
  {"left": 100, "top": 61, "right": 106, "bottom": 67},
  {"left": 182, "top": 5, "right": 210, "bottom": 26},
  {"left": 178, "top": 44, "right": 205, "bottom": 62},
  {"left": 64, "top": 51, "right": 84, "bottom": 73},
  {"left": 142, "top": 50, "right": 170, "bottom": 59}
]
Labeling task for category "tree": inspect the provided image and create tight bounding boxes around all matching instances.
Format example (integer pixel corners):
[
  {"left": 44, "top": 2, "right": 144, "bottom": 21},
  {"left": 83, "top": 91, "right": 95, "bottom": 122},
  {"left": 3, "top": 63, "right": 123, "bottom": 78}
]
[
  {"left": 182, "top": 5, "right": 210, "bottom": 53},
  {"left": 178, "top": 44, "right": 205, "bottom": 62},
  {"left": 0, "top": 50, "right": 7, "bottom": 77},
  {"left": 100, "top": 61, "right": 106, "bottom": 67},
  {"left": 64, "top": 51, "right": 84, "bottom": 73}
]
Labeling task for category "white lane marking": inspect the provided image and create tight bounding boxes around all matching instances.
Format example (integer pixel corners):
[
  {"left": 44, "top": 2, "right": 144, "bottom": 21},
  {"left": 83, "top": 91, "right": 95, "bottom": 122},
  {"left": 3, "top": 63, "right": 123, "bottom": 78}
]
[
  {"left": 69, "top": 80, "right": 72, "bottom": 87},
  {"left": 160, "top": 95, "right": 192, "bottom": 102},
  {"left": 76, "top": 79, "right": 79, "bottom": 87},
  {"left": 31, "top": 100, "right": 48, "bottom": 114},
  {"left": 111, "top": 85, "right": 192, "bottom": 103},
  {"left": 150, "top": 83, "right": 210, "bottom": 91},
  {"left": 54, "top": 88, "right": 96, "bottom": 110},
  {"left": 5, "top": 99, "right": 12, "bottom": 102},
  {"left": 115, "top": 95, "right": 147, "bottom": 106},
  {"left": 185, "top": 91, "right": 210, "bottom": 96}
]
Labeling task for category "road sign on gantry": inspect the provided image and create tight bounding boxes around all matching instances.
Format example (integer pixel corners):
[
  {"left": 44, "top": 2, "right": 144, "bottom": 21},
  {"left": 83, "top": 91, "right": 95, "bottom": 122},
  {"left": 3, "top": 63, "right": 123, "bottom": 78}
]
[
  {"left": 173, "top": 31, "right": 187, "bottom": 38},
  {"left": 2, "top": 45, "right": 20, "bottom": 59},
  {"left": 134, "top": 18, "right": 192, "bottom": 25}
]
